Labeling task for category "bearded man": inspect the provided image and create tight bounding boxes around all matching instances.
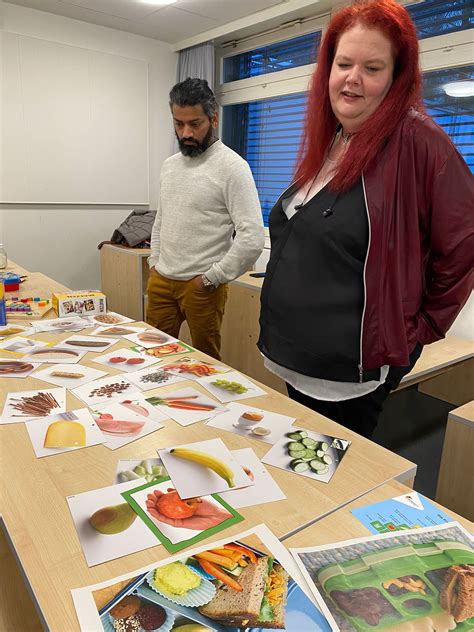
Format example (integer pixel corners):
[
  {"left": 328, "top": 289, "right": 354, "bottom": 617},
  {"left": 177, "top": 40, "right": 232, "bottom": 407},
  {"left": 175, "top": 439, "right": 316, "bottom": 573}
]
[{"left": 146, "top": 78, "right": 264, "bottom": 360}]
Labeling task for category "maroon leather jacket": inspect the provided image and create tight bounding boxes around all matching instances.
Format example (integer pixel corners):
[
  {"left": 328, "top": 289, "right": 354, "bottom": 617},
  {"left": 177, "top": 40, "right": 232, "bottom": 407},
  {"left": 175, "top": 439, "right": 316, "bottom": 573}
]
[{"left": 360, "top": 109, "right": 473, "bottom": 370}]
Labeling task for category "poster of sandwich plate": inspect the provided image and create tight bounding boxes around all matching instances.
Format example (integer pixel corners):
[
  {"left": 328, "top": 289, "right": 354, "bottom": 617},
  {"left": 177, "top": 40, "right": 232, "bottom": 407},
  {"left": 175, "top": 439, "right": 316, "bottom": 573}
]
[
  {"left": 25, "top": 408, "right": 106, "bottom": 458},
  {"left": 71, "top": 523, "right": 334, "bottom": 632},
  {"left": 33, "top": 363, "right": 108, "bottom": 389},
  {"left": 0, "top": 387, "right": 67, "bottom": 424},
  {"left": 121, "top": 477, "right": 243, "bottom": 553},
  {"left": 161, "top": 356, "right": 231, "bottom": 381},
  {"left": 90, "top": 398, "right": 168, "bottom": 450},
  {"left": 158, "top": 438, "right": 254, "bottom": 499},
  {"left": 290, "top": 522, "right": 473, "bottom": 632},
  {"left": 66, "top": 479, "right": 163, "bottom": 567}
]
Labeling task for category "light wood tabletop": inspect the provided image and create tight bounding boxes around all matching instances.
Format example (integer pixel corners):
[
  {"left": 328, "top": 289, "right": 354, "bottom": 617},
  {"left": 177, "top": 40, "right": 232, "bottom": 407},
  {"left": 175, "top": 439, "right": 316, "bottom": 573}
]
[
  {"left": 283, "top": 479, "right": 473, "bottom": 549},
  {"left": 1, "top": 266, "right": 417, "bottom": 631}
]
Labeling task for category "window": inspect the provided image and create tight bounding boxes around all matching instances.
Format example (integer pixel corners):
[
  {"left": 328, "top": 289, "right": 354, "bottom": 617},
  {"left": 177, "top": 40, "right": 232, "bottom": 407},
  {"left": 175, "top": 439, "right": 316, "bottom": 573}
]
[
  {"left": 222, "top": 93, "right": 306, "bottom": 226},
  {"left": 407, "top": 0, "right": 473, "bottom": 39},
  {"left": 423, "top": 64, "right": 474, "bottom": 171},
  {"left": 223, "top": 32, "right": 321, "bottom": 83}
]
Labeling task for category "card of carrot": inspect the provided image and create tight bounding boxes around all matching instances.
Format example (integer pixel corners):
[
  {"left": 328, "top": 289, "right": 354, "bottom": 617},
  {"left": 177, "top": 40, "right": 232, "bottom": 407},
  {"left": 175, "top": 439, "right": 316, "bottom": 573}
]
[{"left": 145, "top": 387, "right": 227, "bottom": 426}]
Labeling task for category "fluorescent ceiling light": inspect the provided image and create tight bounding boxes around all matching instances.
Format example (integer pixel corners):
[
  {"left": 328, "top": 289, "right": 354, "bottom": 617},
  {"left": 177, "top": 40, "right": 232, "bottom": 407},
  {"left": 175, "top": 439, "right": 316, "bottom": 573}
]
[
  {"left": 140, "top": 0, "right": 177, "bottom": 5},
  {"left": 442, "top": 81, "right": 474, "bottom": 98}
]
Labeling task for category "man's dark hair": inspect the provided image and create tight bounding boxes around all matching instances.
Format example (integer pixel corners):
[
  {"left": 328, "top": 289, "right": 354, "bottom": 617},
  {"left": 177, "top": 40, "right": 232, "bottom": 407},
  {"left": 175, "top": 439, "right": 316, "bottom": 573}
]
[{"left": 169, "top": 78, "right": 218, "bottom": 119}]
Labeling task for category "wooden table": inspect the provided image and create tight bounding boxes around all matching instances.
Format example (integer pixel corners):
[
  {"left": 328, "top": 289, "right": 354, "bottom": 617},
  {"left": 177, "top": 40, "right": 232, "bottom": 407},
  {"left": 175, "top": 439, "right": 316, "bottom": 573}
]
[
  {"left": 283, "top": 479, "right": 473, "bottom": 548},
  {"left": 1, "top": 267, "right": 417, "bottom": 631}
]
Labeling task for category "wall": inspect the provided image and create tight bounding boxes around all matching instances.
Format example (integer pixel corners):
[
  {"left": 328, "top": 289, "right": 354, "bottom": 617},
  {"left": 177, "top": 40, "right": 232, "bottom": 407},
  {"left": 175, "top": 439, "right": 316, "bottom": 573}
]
[{"left": 1, "top": 2, "right": 177, "bottom": 290}]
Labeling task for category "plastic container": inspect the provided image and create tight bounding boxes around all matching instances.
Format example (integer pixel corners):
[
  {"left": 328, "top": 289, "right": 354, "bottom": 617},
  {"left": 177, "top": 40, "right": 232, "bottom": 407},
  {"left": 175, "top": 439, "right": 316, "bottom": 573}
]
[{"left": 0, "top": 244, "right": 7, "bottom": 270}]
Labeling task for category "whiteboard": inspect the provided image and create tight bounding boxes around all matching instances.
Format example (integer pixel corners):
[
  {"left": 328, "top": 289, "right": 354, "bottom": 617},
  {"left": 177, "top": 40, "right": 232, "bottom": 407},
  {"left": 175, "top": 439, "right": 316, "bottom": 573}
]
[{"left": 1, "top": 33, "right": 149, "bottom": 204}]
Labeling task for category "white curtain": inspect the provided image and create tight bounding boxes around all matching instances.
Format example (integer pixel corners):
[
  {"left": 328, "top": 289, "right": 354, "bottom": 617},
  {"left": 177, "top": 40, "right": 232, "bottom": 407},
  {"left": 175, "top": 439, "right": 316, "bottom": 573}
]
[{"left": 176, "top": 41, "right": 215, "bottom": 89}]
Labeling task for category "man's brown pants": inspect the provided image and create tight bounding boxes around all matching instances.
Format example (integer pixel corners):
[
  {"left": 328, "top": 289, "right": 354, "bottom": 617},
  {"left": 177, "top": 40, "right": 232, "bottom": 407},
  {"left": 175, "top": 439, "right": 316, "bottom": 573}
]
[{"left": 146, "top": 270, "right": 228, "bottom": 360}]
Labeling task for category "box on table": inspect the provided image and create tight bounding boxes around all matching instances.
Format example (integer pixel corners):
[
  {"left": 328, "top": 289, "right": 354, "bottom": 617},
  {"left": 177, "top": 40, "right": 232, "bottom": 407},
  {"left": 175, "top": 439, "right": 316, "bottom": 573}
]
[{"left": 52, "top": 291, "right": 106, "bottom": 317}]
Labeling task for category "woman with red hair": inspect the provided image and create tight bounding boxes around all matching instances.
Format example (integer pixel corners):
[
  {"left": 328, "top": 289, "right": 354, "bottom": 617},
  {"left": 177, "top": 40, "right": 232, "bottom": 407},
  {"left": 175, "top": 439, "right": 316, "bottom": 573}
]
[{"left": 258, "top": 0, "right": 473, "bottom": 438}]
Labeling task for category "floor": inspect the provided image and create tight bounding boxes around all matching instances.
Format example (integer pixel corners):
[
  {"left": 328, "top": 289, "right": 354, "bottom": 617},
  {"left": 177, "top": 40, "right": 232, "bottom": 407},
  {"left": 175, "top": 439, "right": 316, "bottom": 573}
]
[{"left": 373, "top": 386, "right": 455, "bottom": 499}]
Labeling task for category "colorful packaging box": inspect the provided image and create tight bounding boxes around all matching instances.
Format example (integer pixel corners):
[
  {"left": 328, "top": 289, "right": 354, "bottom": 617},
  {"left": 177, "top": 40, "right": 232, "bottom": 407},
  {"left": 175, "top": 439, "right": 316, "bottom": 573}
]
[{"left": 52, "top": 291, "right": 106, "bottom": 318}]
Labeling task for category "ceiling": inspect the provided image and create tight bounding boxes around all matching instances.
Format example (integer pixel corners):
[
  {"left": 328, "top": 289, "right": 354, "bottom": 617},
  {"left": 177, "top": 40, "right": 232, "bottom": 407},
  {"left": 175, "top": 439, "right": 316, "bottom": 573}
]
[{"left": 6, "top": 0, "right": 297, "bottom": 45}]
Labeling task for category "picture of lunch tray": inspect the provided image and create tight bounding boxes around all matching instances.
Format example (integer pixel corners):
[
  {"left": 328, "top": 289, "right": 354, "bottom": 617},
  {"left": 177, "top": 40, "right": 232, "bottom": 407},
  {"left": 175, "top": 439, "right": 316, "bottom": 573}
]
[{"left": 317, "top": 540, "right": 474, "bottom": 631}]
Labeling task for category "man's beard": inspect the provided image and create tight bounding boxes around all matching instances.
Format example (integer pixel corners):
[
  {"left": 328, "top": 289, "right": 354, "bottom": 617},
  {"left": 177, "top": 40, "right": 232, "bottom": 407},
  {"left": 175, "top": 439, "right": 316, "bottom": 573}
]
[{"left": 177, "top": 125, "right": 214, "bottom": 157}]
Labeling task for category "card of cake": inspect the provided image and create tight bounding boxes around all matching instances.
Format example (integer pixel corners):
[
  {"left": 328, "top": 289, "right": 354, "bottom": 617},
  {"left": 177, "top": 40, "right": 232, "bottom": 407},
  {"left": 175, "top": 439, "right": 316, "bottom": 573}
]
[
  {"left": 89, "top": 399, "right": 167, "bottom": 450},
  {"left": 71, "top": 375, "right": 140, "bottom": 406},
  {"left": 125, "top": 365, "right": 185, "bottom": 392},
  {"left": 66, "top": 479, "right": 161, "bottom": 567},
  {"left": 197, "top": 370, "right": 267, "bottom": 403},
  {"left": 60, "top": 334, "right": 118, "bottom": 353},
  {"left": 207, "top": 401, "right": 296, "bottom": 444},
  {"left": 1, "top": 387, "right": 67, "bottom": 424},
  {"left": 90, "top": 347, "right": 160, "bottom": 373},
  {"left": 33, "top": 363, "right": 108, "bottom": 388},
  {"left": 262, "top": 430, "right": 351, "bottom": 484},
  {"left": 145, "top": 387, "right": 227, "bottom": 426},
  {"left": 25, "top": 408, "right": 106, "bottom": 457},
  {"left": 158, "top": 438, "right": 253, "bottom": 500},
  {"left": 123, "top": 328, "right": 178, "bottom": 349}
]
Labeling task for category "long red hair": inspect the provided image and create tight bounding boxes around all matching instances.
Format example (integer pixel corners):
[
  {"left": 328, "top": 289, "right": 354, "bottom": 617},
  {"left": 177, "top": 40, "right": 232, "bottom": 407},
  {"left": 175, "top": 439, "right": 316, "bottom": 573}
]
[{"left": 295, "top": 0, "right": 424, "bottom": 190}]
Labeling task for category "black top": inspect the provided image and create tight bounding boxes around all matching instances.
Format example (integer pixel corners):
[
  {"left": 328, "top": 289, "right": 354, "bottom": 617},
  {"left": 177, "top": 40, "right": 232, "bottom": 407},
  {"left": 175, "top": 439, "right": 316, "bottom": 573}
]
[{"left": 258, "top": 178, "right": 382, "bottom": 382}]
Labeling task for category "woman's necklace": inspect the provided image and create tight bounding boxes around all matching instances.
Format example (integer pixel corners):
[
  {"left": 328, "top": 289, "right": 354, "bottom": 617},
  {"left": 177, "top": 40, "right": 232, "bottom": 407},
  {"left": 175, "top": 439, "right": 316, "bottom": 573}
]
[{"left": 341, "top": 129, "right": 355, "bottom": 145}]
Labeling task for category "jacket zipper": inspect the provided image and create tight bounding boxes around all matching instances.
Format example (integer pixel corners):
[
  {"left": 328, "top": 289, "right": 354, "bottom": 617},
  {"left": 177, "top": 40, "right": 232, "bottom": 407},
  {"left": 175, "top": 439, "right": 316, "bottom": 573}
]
[{"left": 359, "top": 173, "right": 371, "bottom": 383}]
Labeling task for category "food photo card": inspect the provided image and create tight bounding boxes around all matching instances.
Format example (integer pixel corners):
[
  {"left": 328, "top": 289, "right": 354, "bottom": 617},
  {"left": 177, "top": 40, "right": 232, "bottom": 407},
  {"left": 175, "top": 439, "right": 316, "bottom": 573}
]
[
  {"left": 207, "top": 401, "right": 296, "bottom": 444},
  {"left": 66, "top": 479, "right": 161, "bottom": 567},
  {"left": 125, "top": 364, "right": 185, "bottom": 392},
  {"left": 0, "top": 359, "right": 42, "bottom": 378},
  {"left": 198, "top": 370, "right": 267, "bottom": 403},
  {"left": 1, "top": 386, "right": 67, "bottom": 424},
  {"left": 25, "top": 408, "right": 106, "bottom": 457},
  {"left": 90, "top": 347, "right": 161, "bottom": 373},
  {"left": 71, "top": 375, "right": 141, "bottom": 406},
  {"left": 121, "top": 477, "right": 243, "bottom": 553},
  {"left": 89, "top": 325, "right": 148, "bottom": 337},
  {"left": 158, "top": 438, "right": 254, "bottom": 499},
  {"left": 123, "top": 327, "right": 178, "bottom": 349},
  {"left": 33, "top": 316, "right": 87, "bottom": 333},
  {"left": 90, "top": 398, "right": 167, "bottom": 450},
  {"left": 0, "top": 335, "right": 49, "bottom": 355},
  {"left": 86, "top": 312, "right": 135, "bottom": 326},
  {"left": 145, "top": 387, "right": 227, "bottom": 426},
  {"left": 60, "top": 334, "right": 118, "bottom": 353},
  {"left": 262, "top": 429, "right": 351, "bottom": 484},
  {"left": 132, "top": 341, "right": 194, "bottom": 359},
  {"left": 219, "top": 448, "right": 287, "bottom": 509},
  {"left": 21, "top": 345, "right": 87, "bottom": 364},
  {"left": 33, "top": 362, "right": 108, "bottom": 389},
  {"left": 161, "top": 356, "right": 230, "bottom": 380},
  {"left": 71, "top": 523, "right": 333, "bottom": 632},
  {"left": 290, "top": 522, "right": 473, "bottom": 632},
  {"left": 115, "top": 458, "right": 167, "bottom": 485},
  {"left": 0, "top": 324, "right": 36, "bottom": 338}
]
